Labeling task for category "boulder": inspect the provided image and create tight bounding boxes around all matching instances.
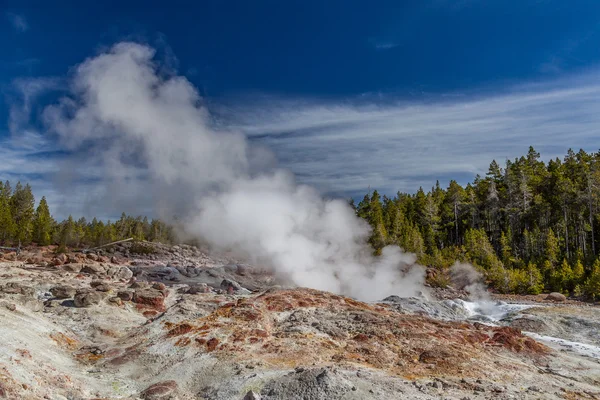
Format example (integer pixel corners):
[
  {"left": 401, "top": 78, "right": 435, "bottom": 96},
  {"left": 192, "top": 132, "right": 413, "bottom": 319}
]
[
  {"left": 133, "top": 289, "right": 165, "bottom": 310},
  {"left": 117, "top": 290, "right": 134, "bottom": 301},
  {"left": 50, "top": 285, "right": 77, "bottom": 299},
  {"left": 67, "top": 254, "right": 80, "bottom": 264},
  {"left": 140, "top": 380, "right": 178, "bottom": 400},
  {"left": 546, "top": 292, "right": 566, "bottom": 302},
  {"left": 94, "top": 284, "right": 112, "bottom": 293},
  {"left": 53, "top": 253, "right": 68, "bottom": 265},
  {"left": 62, "top": 263, "right": 84, "bottom": 273},
  {"left": 74, "top": 290, "right": 103, "bottom": 307},
  {"left": 187, "top": 283, "right": 211, "bottom": 294},
  {"left": 81, "top": 264, "right": 106, "bottom": 276},
  {"left": 221, "top": 279, "right": 242, "bottom": 292}
]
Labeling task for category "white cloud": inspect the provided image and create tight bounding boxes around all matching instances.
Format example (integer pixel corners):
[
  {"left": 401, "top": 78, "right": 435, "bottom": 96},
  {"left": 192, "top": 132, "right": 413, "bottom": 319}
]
[
  {"left": 6, "top": 12, "right": 28, "bottom": 32},
  {"left": 221, "top": 73, "right": 600, "bottom": 196}
]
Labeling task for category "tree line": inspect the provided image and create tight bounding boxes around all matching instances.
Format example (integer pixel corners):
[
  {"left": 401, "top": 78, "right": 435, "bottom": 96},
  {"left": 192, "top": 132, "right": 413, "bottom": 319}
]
[
  {"left": 0, "top": 181, "right": 175, "bottom": 250},
  {"left": 354, "top": 146, "right": 600, "bottom": 299}
]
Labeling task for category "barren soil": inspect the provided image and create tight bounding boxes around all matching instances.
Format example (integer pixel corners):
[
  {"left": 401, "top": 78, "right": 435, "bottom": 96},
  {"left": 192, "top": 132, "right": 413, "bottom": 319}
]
[{"left": 0, "top": 243, "right": 599, "bottom": 399}]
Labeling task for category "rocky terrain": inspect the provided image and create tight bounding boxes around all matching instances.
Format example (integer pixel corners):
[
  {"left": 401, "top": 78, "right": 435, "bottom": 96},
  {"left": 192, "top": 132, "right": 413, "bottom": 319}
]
[{"left": 0, "top": 242, "right": 599, "bottom": 399}]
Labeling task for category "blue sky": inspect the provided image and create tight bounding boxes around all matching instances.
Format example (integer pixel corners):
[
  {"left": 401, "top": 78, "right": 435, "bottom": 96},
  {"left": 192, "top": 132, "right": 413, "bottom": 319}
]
[{"left": 3, "top": 0, "right": 600, "bottom": 218}]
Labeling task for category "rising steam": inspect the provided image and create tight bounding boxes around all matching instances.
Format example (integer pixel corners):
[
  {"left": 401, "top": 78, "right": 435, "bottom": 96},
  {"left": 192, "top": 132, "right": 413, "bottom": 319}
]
[{"left": 42, "top": 42, "right": 424, "bottom": 301}]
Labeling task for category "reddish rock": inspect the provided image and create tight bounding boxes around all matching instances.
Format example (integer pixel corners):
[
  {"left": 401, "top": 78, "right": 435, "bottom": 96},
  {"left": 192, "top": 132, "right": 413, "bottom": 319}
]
[
  {"left": 55, "top": 253, "right": 68, "bottom": 264},
  {"left": 86, "top": 253, "right": 98, "bottom": 261},
  {"left": 140, "top": 380, "right": 178, "bottom": 400},
  {"left": 206, "top": 337, "right": 220, "bottom": 352},
  {"left": 133, "top": 289, "right": 165, "bottom": 310}
]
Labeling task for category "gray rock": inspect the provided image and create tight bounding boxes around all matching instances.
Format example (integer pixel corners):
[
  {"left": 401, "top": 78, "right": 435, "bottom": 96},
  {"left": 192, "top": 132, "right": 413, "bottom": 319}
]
[
  {"left": 74, "top": 290, "right": 103, "bottom": 307},
  {"left": 140, "top": 380, "right": 178, "bottom": 399},
  {"left": 81, "top": 264, "right": 106, "bottom": 276},
  {"left": 114, "top": 266, "right": 133, "bottom": 280},
  {"left": 1, "top": 283, "right": 36, "bottom": 297},
  {"left": 260, "top": 367, "right": 354, "bottom": 400},
  {"left": 244, "top": 390, "right": 261, "bottom": 400},
  {"left": 546, "top": 292, "right": 566, "bottom": 302},
  {"left": 117, "top": 290, "right": 134, "bottom": 301},
  {"left": 61, "top": 263, "right": 84, "bottom": 273},
  {"left": 50, "top": 285, "right": 76, "bottom": 299}
]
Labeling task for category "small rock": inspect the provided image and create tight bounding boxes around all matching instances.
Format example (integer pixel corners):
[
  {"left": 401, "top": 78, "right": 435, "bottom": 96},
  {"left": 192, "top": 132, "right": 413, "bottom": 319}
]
[
  {"left": 1, "top": 283, "right": 35, "bottom": 297},
  {"left": 81, "top": 264, "right": 106, "bottom": 276},
  {"left": 44, "top": 300, "right": 61, "bottom": 308},
  {"left": 74, "top": 290, "right": 103, "bottom": 307},
  {"left": 236, "top": 264, "right": 248, "bottom": 276},
  {"left": 546, "top": 292, "right": 566, "bottom": 302},
  {"left": 140, "top": 380, "right": 178, "bottom": 400},
  {"left": 491, "top": 385, "right": 505, "bottom": 393},
  {"left": 187, "top": 283, "right": 211, "bottom": 294},
  {"left": 94, "top": 284, "right": 112, "bottom": 293},
  {"left": 86, "top": 253, "right": 98, "bottom": 261},
  {"left": 62, "top": 263, "right": 84, "bottom": 273},
  {"left": 243, "top": 390, "right": 261, "bottom": 400},
  {"left": 109, "top": 297, "right": 123, "bottom": 306},
  {"left": 53, "top": 253, "right": 68, "bottom": 265},
  {"left": 113, "top": 266, "right": 133, "bottom": 280},
  {"left": 50, "top": 285, "right": 76, "bottom": 299},
  {"left": 117, "top": 290, "right": 134, "bottom": 301},
  {"left": 1, "top": 301, "right": 16, "bottom": 311}
]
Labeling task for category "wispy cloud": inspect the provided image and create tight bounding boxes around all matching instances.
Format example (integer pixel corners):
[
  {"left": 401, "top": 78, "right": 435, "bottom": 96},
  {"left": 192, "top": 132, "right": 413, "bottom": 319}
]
[
  {"left": 374, "top": 42, "right": 399, "bottom": 50},
  {"left": 6, "top": 12, "right": 29, "bottom": 32},
  {"left": 221, "top": 72, "right": 600, "bottom": 197},
  {"left": 6, "top": 61, "right": 600, "bottom": 219}
]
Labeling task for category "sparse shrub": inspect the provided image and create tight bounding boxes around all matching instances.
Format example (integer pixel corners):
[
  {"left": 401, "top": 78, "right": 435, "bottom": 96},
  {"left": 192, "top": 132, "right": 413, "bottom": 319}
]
[
  {"left": 427, "top": 269, "right": 452, "bottom": 288},
  {"left": 129, "top": 241, "right": 157, "bottom": 255}
]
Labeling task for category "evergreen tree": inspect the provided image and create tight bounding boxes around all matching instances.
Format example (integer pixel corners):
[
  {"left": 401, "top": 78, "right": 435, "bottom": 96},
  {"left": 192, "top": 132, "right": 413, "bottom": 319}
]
[
  {"left": 0, "top": 181, "right": 15, "bottom": 243},
  {"left": 10, "top": 182, "right": 35, "bottom": 244},
  {"left": 32, "top": 197, "right": 53, "bottom": 245}
]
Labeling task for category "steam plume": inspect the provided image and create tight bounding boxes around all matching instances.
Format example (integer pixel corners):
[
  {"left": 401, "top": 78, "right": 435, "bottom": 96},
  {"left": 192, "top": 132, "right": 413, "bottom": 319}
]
[
  {"left": 450, "top": 262, "right": 490, "bottom": 301},
  {"left": 43, "top": 42, "right": 424, "bottom": 301}
]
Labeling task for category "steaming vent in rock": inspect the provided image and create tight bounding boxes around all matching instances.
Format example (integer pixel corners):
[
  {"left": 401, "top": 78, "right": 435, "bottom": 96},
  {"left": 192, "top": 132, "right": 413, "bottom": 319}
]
[{"left": 43, "top": 42, "right": 424, "bottom": 301}]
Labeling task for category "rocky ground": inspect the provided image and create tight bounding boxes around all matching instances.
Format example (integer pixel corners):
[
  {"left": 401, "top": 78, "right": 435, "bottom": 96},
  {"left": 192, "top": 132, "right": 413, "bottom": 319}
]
[{"left": 0, "top": 242, "right": 599, "bottom": 399}]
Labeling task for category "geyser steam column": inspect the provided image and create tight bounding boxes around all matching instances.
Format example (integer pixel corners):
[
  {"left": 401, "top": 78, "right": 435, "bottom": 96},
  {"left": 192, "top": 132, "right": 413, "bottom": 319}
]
[{"left": 44, "top": 42, "right": 425, "bottom": 301}]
